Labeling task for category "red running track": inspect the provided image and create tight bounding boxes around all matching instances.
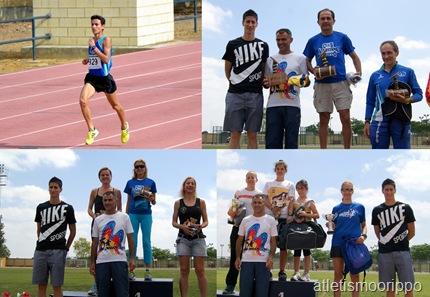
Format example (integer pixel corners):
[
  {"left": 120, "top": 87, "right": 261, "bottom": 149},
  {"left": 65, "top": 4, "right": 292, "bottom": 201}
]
[{"left": 0, "top": 41, "right": 202, "bottom": 149}]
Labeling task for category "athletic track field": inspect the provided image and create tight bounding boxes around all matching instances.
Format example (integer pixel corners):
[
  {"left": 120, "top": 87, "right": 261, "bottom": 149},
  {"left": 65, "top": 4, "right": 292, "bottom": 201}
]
[{"left": 0, "top": 41, "right": 201, "bottom": 149}]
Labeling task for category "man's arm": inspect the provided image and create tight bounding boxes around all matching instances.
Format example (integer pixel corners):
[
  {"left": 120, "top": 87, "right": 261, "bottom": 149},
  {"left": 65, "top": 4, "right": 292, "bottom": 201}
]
[
  {"left": 349, "top": 51, "right": 362, "bottom": 76},
  {"left": 225, "top": 60, "right": 232, "bottom": 81},
  {"left": 66, "top": 223, "right": 76, "bottom": 251},
  {"left": 266, "top": 236, "right": 276, "bottom": 269},
  {"left": 127, "top": 233, "right": 136, "bottom": 271},
  {"left": 93, "top": 37, "right": 112, "bottom": 64},
  {"left": 407, "top": 221, "right": 415, "bottom": 241},
  {"left": 305, "top": 57, "right": 315, "bottom": 75},
  {"left": 373, "top": 224, "right": 380, "bottom": 241},
  {"left": 89, "top": 236, "right": 98, "bottom": 276},
  {"left": 234, "top": 235, "right": 244, "bottom": 270}
]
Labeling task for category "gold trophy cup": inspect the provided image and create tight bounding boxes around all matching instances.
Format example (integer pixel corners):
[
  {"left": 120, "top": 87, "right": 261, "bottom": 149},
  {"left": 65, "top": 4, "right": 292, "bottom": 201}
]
[{"left": 315, "top": 49, "right": 336, "bottom": 79}]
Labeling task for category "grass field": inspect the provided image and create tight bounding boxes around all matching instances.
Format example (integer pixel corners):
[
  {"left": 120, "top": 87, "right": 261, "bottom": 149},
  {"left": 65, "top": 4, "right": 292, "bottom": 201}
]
[
  {"left": 1, "top": 267, "right": 428, "bottom": 296},
  {"left": 216, "top": 269, "right": 430, "bottom": 297},
  {"left": 0, "top": 268, "right": 216, "bottom": 297}
]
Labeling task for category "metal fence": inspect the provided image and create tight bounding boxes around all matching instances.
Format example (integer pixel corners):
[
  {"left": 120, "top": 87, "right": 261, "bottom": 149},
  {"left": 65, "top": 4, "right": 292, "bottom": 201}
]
[
  {"left": 174, "top": 0, "right": 201, "bottom": 33},
  {"left": 0, "top": 13, "right": 51, "bottom": 60}
]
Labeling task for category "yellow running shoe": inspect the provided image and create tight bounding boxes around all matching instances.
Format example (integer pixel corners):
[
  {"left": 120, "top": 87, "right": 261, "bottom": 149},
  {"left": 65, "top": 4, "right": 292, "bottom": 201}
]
[
  {"left": 85, "top": 128, "right": 99, "bottom": 145},
  {"left": 121, "top": 122, "right": 130, "bottom": 143}
]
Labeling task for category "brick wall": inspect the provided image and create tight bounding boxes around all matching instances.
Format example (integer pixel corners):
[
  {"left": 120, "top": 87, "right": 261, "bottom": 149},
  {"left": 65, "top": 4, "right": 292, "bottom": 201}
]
[
  {"left": 0, "top": 0, "right": 32, "bottom": 20},
  {"left": 33, "top": 0, "right": 174, "bottom": 47}
]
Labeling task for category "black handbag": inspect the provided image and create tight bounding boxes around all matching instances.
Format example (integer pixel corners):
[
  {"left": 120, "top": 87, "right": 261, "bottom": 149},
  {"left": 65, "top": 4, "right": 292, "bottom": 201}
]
[{"left": 284, "top": 221, "right": 326, "bottom": 250}]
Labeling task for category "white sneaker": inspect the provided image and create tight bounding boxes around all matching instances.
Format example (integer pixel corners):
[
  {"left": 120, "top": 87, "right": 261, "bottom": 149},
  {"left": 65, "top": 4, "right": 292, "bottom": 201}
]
[
  {"left": 300, "top": 272, "right": 310, "bottom": 281},
  {"left": 290, "top": 272, "right": 300, "bottom": 281},
  {"left": 88, "top": 284, "right": 97, "bottom": 295}
]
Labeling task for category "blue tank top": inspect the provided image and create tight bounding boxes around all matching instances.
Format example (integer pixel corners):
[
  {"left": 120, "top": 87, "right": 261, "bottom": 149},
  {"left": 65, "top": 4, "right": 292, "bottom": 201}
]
[{"left": 88, "top": 35, "right": 113, "bottom": 77}]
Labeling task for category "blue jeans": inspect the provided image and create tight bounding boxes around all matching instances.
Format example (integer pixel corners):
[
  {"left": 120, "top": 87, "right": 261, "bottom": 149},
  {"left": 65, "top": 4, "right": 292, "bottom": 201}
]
[
  {"left": 370, "top": 119, "right": 411, "bottom": 149},
  {"left": 128, "top": 213, "right": 152, "bottom": 264},
  {"left": 96, "top": 261, "right": 128, "bottom": 297},
  {"left": 265, "top": 106, "right": 301, "bottom": 149},
  {"left": 239, "top": 262, "right": 271, "bottom": 297}
]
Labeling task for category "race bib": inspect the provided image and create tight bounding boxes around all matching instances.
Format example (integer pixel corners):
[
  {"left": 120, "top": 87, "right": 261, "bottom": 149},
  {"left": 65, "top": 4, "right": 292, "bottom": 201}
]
[{"left": 88, "top": 55, "right": 101, "bottom": 69}]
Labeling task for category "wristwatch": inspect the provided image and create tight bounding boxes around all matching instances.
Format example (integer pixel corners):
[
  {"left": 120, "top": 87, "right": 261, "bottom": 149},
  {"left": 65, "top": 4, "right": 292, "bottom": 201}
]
[
  {"left": 91, "top": 45, "right": 96, "bottom": 51},
  {"left": 361, "top": 234, "right": 367, "bottom": 239}
]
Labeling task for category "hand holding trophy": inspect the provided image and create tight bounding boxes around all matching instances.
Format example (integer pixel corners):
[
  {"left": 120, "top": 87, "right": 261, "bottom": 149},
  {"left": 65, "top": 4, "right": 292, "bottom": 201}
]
[
  {"left": 228, "top": 198, "right": 246, "bottom": 226},
  {"left": 136, "top": 189, "right": 153, "bottom": 201},
  {"left": 324, "top": 214, "right": 334, "bottom": 235},
  {"left": 314, "top": 49, "right": 336, "bottom": 79},
  {"left": 271, "top": 192, "right": 290, "bottom": 219}
]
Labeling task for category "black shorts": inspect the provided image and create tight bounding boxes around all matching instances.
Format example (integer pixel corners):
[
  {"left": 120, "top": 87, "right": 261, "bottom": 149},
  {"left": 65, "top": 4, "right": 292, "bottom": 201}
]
[
  {"left": 330, "top": 246, "right": 343, "bottom": 258},
  {"left": 84, "top": 73, "right": 117, "bottom": 94}
]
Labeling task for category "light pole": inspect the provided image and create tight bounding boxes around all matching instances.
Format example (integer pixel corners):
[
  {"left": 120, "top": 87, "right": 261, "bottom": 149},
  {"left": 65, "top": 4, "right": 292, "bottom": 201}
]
[
  {"left": 220, "top": 244, "right": 224, "bottom": 259},
  {"left": 0, "top": 164, "right": 8, "bottom": 208}
]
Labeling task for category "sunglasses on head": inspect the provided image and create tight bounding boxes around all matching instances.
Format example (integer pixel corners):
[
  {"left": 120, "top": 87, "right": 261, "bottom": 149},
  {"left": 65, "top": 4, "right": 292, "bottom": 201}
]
[
  {"left": 341, "top": 188, "right": 353, "bottom": 192},
  {"left": 134, "top": 165, "right": 145, "bottom": 169}
]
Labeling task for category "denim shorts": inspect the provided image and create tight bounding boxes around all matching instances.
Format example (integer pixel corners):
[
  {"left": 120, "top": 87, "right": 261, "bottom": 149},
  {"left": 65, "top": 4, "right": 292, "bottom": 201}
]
[
  {"left": 176, "top": 236, "right": 207, "bottom": 257},
  {"left": 223, "top": 92, "right": 264, "bottom": 133},
  {"left": 32, "top": 249, "right": 66, "bottom": 286}
]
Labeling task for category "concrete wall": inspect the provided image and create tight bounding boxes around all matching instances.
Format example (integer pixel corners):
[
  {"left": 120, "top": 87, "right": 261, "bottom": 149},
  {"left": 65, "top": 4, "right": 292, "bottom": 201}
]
[
  {"left": 0, "top": 0, "right": 32, "bottom": 20},
  {"left": 32, "top": 0, "right": 174, "bottom": 47}
]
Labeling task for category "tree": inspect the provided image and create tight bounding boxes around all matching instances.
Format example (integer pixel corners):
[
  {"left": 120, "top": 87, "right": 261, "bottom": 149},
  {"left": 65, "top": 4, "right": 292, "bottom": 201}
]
[
  {"left": 306, "top": 124, "right": 319, "bottom": 135},
  {"left": 351, "top": 117, "right": 365, "bottom": 135},
  {"left": 207, "top": 246, "right": 217, "bottom": 259},
  {"left": 369, "top": 244, "right": 379, "bottom": 263},
  {"left": 0, "top": 215, "right": 11, "bottom": 258},
  {"left": 310, "top": 249, "right": 330, "bottom": 261},
  {"left": 410, "top": 244, "right": 430, "bottom": 261},
  {"left": 73, "top": 237, "right": 91, "bottom": 259},
  {"left": 152, "top": 246, "right": 176, "bottom": 260}
]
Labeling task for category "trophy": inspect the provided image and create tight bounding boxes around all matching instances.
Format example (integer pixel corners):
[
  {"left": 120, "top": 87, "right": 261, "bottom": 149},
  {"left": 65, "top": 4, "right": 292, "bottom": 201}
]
[
  {"left": 324, "top": 214, "right": 335, "bottom": 235},
  {"left": 271, "top": 192, "right": 289, "bottom": 219},
  {"left": 228, "top": 199, "right": 245, "bottom": 226},
  {"left": 266, "top": 57, "right": 287, "bottom": 86},
  {"left": 128, "top": 270, "right": 135, "bottom": 280},
  {"left": 135, "top": 189, "right": 152, "bottom": 201},
  {"left": 315, "top": 49, "right": 336, "bottom": 79},
  {"left": 385, "top": 71, "right": 411, "bottom": 99},
  {"left": 265, "top": 57, "right": 310, "bottom": 88}
]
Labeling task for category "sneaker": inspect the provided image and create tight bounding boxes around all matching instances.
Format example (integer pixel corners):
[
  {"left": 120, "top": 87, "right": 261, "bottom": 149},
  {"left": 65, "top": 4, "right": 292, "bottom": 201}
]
[
  {"left": 128, "top": 270, "right": 135, "bottom": 281},
  {"left": 85, "top": 128, "right": 99, "bottom": 145},
  {"left": 300, "top": 272, "right": 310, "bottom": 281},
  {"left": 222, "top": 285, "right": 235, "bottom": 295},
  {"left": 121, "top": 122, "right": 130, "bottom": 143},
  {"left": 290, "top": 272, "right": 301, "bottom": 281},
  {"left": 144, "top": 268, "right": 152, "bottom": 281},
  {"left": 278, "top": 270, "right": 287, "bottom": 281},
  {"left": 87, "top": 284, "right": 97, "bottom": 296}
]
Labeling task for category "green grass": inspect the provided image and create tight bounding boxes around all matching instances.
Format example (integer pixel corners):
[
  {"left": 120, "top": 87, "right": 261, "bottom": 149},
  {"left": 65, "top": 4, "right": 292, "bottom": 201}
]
[
  {"left": 217, "top": 269, "right": 430, "bottom": 297},
  {"left": 0, "top": 268, "right": 216, "bottom": 297}
]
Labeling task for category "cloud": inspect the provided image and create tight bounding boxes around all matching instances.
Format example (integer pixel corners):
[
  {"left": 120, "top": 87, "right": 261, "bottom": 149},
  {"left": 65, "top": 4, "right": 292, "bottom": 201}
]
[
  {"left": 202, "top": 1, "right": 232, "bottom": 34},
  {"left": 217, "top": 150, "right": 248, "bottom": 169},
  {"left": 394, "top": 36, "right": 430, "bottom": 51},
  {"left": 0, "top": 150, "right": 79, "bottom": 171}
]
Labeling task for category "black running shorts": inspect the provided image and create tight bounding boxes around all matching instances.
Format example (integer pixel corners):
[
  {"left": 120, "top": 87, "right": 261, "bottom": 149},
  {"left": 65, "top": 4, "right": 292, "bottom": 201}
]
[{"left": 84, "top": 73, "right": 117, "bottom": 94}]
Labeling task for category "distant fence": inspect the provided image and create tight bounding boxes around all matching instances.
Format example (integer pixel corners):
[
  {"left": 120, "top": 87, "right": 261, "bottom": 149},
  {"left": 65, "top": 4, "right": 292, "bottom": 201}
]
[
  {"left": 0, "top": 13, "right": 51, "bottom": 60},
  {"left": 174, "top": 0, "right": 201, "bottom": 32},
  {"left": 5, "top": 257, "right": 217, "bottom": 269},
  {"left": 203, "top": 131, "right": 430, "bottom": 148}
]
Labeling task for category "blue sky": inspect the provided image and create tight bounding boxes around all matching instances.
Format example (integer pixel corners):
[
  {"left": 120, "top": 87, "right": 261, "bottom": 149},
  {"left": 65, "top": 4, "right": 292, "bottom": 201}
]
[
  {"left": 216, "top": 150, "right": 430, "bottom": 256},
  {"left": 202, "top": 0, "right": 430, "bottom": 133},
  {"left": 0, "top": 150, "right": 217, "bottom": 258}
]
